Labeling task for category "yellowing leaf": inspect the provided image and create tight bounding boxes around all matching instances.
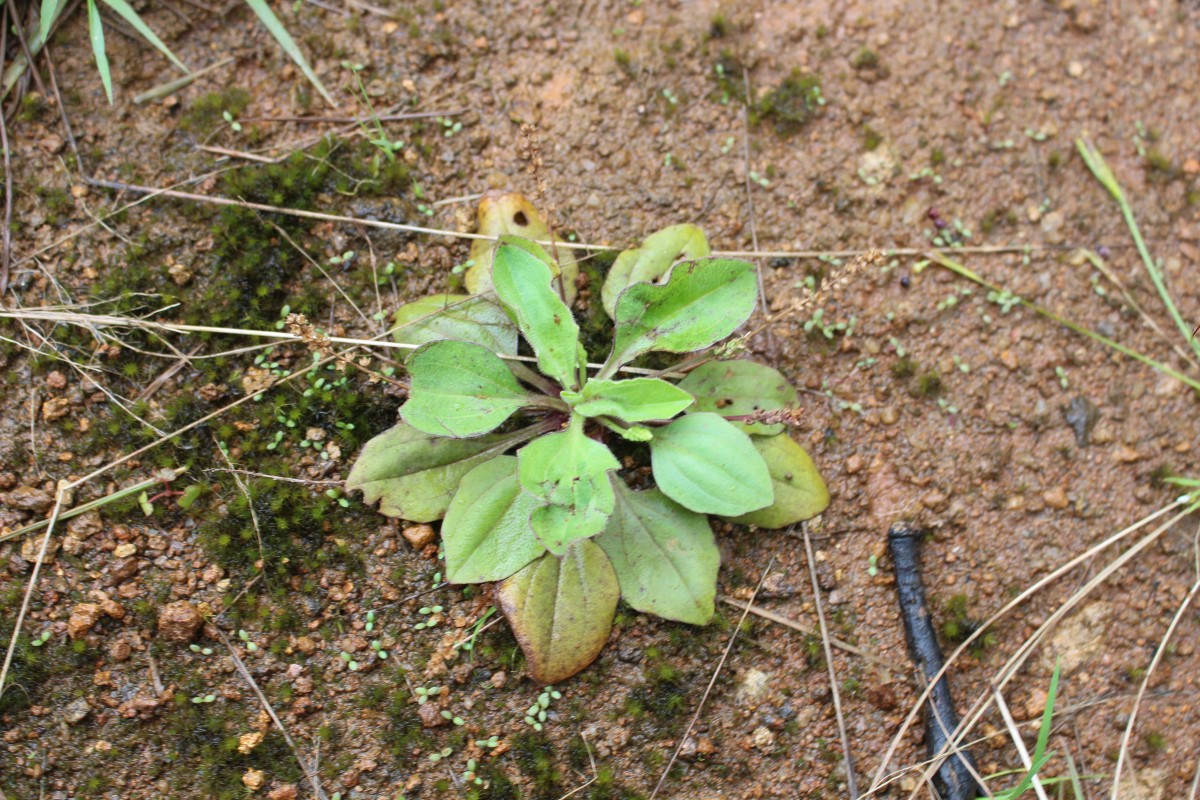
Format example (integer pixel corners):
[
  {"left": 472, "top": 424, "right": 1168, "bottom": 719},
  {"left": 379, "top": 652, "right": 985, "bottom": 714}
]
[
  {"left": 727, "top": 434, "right": 829, "bottom": 528},
  {"left": 465, "top": 192, "right": 580, "bottom": 304},
  {"left": 497, "top": 540, "right": 618, "bottom": 684}
]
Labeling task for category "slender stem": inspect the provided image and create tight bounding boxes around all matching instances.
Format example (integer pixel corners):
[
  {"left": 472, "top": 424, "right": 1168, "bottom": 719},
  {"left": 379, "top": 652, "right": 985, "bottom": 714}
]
[
  {"left": 0, "top": 469, "right": 186, "bottom": 544},
  {"left": 507, "top": 360, "right": 559, "bottom": 396},
  {"left": 523, "top": 395, "right": 570, "bottom": 414},
  {"left": 1076, "top": 138, "right": 1200, "bottom": 360},
  {"left": 927, "top": 252, "right": 1200, "bottom": 393}
]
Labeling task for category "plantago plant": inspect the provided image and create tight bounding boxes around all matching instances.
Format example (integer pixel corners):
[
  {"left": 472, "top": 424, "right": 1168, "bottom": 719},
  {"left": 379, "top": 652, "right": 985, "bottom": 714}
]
[{"left": 348, "top": 216, "right": 828, "bottom": 683}]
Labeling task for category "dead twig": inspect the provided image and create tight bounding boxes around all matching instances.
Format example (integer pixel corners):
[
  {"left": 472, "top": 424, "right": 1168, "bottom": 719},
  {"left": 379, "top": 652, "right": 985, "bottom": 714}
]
[
  {"left": 42, "top": 41, "right": 83, "bottom": 173},
  {"left": 0, "top": 5, "right": 11, "bottom": 296},
  {"left": 739, "top": 69, "right": 775, "bottom": 355},
  {"left": 804, "top": 522, "right": 859, "bottom": 798}
]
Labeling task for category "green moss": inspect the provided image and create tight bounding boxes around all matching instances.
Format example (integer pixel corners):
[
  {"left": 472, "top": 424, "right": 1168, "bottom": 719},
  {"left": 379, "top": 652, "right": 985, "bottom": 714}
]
[
  {"left": 1144, "top": 148, "right": 1178, "bottom": 182},
  {"left": 709, "top": 13, "right": 729, "bottom": 38},
  {"left": 512, "top": 731, "right": 563, "bottom": 797},
  {"left": 862, "top": 125, "right": 882, "bottom": 151},
  {"left": 35, "top": 186, "right": 73, "bottom": 225},
  {"left": 849, "top": 47, "right": 879, "bottom": 71},
  {"left": 752, "top": 70, "right": 826, "bottom": 135},
  {"left": 914, "top": 369, "right": 943, "bottom": 398},
  {"left": 17, "top": 92, "right": 47, "bottom": 123},
  {"left": 1047, "top": 150, "right": 1064, "bottom": 170},
  {"left": 930, "top": 148, "right": 946, "bottom": 166},
  {"left": 1144, "top": 731, "right": 1168, "bottom": 752},
  {"left": 940, "top": 593, "right": 995, "bottom": 653},
  {"left": 891, "top": 356, "right": 918, "bottom": 380},
  {"left": 180, "top": 87, "right": 251, "bottom": 135},
  {"left": 613, "top": 48, "right": 633, "bottom": 74}
]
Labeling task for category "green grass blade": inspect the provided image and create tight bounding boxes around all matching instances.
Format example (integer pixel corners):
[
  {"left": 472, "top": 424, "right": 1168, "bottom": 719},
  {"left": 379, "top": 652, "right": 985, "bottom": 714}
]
[
  {"left": 979, "top": 663, "right": 1061, "bottom": 800},
  {"left": 928, "top": 252, "right": 1200, "bottom": 394},
  {"left": 1076, "top": 138, "right": 1200, "bottom": 360},
  {"left": 40, "top": 0, "right": 68, "bottom": 42},
  {"left": 99, "top": 0, "right": 189, "bottom": 73},
  {"left": 243, "top": 0, "right": 334, "bottom": 107},
  {"left": 86, "top": 0, "right": 114, "bottom": 104}
]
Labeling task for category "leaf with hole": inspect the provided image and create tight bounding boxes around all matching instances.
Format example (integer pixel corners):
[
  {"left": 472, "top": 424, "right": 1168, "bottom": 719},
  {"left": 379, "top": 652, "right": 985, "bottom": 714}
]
[
  {"left": 346, "top": 422, "right": 531, "bottom": 522},
  {"left": 601, "top": 224, "right": 711, "bottom": 318},
  {"left": 596, "top": 483, "right": 718, "bottom": 624},
  {"left": 401, "top": 340, "right": 535, "bottom": 438},
  {"left": 442, "top": 457, "right": 545, "bottom": 584},
  {"left": 677, "top": 360, "right": 798, "bottom": 435},
  {"left": 391, "top": 294, "right": 518, "bottom": 355},
  {"left": 491, "top": 238, "right": 583, "bottom": 390},
  {"left": 466, "top": 192, "right": 580, "bottom": 304},
  {"left": 497, "top": 540, "right": 619, "bottom": 684},
  {"left": 649, "top": 413, "right": 773, "bottom": 516},
  {"left": 605, "top": 259, "right": 758, "bottom": 373},
  {"left": 726, "top": 433, "right": 829, "bottom": 528},
  {"left": 562, "top": 378, "right": 693, "bottom": 422},
  {"left": 518, "top": 418, "right": 620, "bottom": 555}
]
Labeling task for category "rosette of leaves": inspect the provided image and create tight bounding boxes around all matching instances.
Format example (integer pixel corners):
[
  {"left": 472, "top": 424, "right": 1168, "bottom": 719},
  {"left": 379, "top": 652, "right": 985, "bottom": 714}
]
[{"left": 348, "top": 226, "right": 828, "bottom": 684}]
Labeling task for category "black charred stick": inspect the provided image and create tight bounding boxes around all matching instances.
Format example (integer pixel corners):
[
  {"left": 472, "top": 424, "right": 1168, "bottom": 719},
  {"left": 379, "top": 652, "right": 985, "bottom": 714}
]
[{"left": 888, "top": 523, "right": 984, "bottom": 800}]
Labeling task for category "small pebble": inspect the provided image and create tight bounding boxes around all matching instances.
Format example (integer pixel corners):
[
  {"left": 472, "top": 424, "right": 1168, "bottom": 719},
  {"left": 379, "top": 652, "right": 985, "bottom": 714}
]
[
  {"left": 402, "top": 524, "right": 435, "bottom": 549},
  {"left": 1043, "top": 487, "right": 1069, "bottom": 510},
  {"left": 67, "top": 603, "right": 103, "bottom": 640},
  {"left": 157, "top": 601, "right": 204, "bottom": 643}
]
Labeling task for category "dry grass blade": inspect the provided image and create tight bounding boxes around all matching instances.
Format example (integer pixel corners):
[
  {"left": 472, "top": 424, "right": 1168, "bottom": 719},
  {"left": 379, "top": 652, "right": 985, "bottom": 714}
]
[
  {"left": 898, "top": 503, "right": 1195, "bottom": 799},
  {"left": 739, "top": 69, "right": 774, "bottom": 355},
  {"left": 0, "top": 5, "right": 12, "bottom": 295},
  {"left": 719, "top": 596, "right": 905, "bottom": 679},
  {"left": 648, "top": 556, "right": 775, "bottom": 800},
  {"left": 1110, "top": 523, "right": 1200, "bottom": 798},
  {"left": 213, "top": 626, "right": 329, "bottom": 800},
  {"left": 866, "top": 498, "right": 1189, "bottom": 795},
  {"left": 992, "top": 688, "right": 1049, "bottom": 800},
  {"left": 802, "top": 522, "right": 858, "bottom": 798},
  {"left": 0, "top": 343, "right": 353, "bottom": 702},
  {"left": 78, "top": 176, "right": 1063, "bottom": 262}
]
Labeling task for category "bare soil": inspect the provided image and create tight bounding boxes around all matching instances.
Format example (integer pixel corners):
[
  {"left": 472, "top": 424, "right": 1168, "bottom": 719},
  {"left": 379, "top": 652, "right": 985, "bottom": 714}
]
[{"left": 2, "top": 2, "right": 1199, "bottom": 799}]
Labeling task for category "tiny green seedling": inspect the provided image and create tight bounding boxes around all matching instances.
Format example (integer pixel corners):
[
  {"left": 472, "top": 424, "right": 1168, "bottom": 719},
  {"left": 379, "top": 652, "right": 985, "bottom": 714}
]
[{"left": 347, "top": 209, "right": 829, "bottom": 683}]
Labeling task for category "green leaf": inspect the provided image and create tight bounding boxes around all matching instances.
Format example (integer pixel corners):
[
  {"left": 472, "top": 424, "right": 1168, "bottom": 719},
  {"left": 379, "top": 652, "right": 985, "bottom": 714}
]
[
  {"left": 40, "top": 0, "right": 67, "bottom": 42},
  {"left": 86, "top": 0, "right": 113, "bottom": 104},
  {"left": 244, "top": 0, "right": 334, "bottom": 107},
  {"left": 563, "top": 378, "right": 693, "bottom": 422},
  {"left": 496, "top": 540, "right": 618, "bottom": 684},
  {"left": 492, "top": 238, "right": 583, "bottom": 390},
  {"left": 391, "top": 294, "right": 518, "bottom": 356},
  {"left": 649, "top": 413, "right": 772, "bottom": 516},
  {"left": 677, "top": 360, "right": 798, "bottom": 435},
  {"left": 100, "top": 0, "right": 189, "bottom": 73},
  {"left": 727, "top": 434, "right": 829, "bottom": 528},
  {"left": 518, "top": 417, "right": 620, "bottom": 555},
  {"left": 401, "top": 340, "right": 533, "bottom": 438},
  {"left": 466, "top": 192, "right": 579, "bottom": 305},
  {"left": 604, "top": 259, "right": 758, "bottom": 375},
  {"left": 346, "top": 422, "right": 529, "bottom": 522},
  {"left": 442, "top": 457, "right": 545, "bottom": 584},
  {"left": 596, "top": 483, "right": 718, "bottom": 625},
  {"left": 601, "top": 224, "right": 710, "bottom": 318}
]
